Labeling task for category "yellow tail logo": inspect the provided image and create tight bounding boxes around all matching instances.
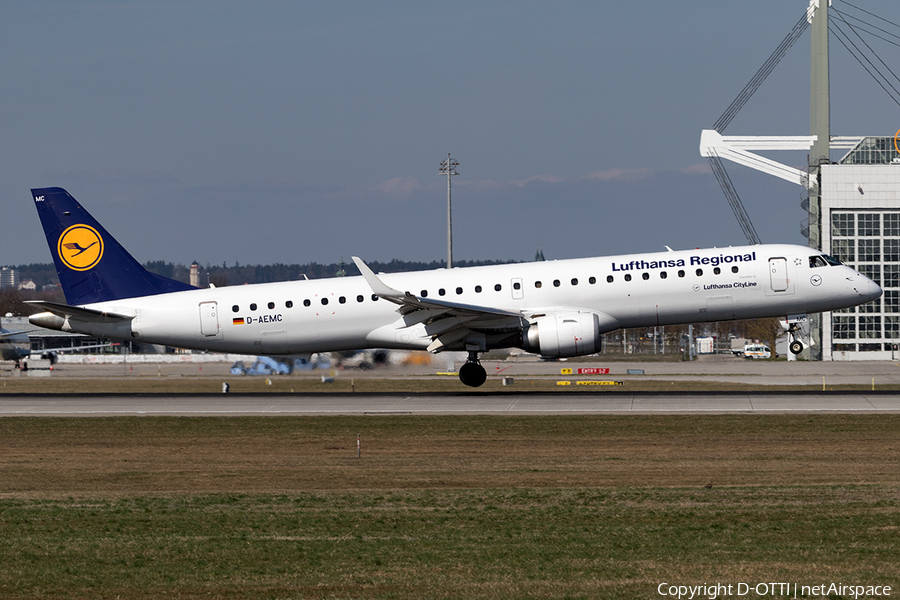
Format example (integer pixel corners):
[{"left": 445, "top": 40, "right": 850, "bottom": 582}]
[{"left": 58, "top": 225, "right": 104, "bottom": 271}]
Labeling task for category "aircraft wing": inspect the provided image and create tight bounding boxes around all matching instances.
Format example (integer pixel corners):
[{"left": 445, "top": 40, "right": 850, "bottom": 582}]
[
  {"left": 24, "top": 301, "right": 134, "bottom": 323},
  {"left": 48, "top": 341, "right": 119, "bottom": 353},
  {"left": 0, "top": 328, "right": 40, "bottom": 339},
  {"left": 352, "top": 256, "right": 525, "bottom": 353}
]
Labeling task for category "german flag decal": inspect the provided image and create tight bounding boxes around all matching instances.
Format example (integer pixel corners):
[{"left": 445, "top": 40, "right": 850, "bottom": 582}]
[{"left": 233, "top": 317, "right": 245, "bottom": 325}]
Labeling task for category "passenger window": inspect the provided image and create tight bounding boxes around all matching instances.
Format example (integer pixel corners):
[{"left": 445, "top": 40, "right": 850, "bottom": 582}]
[
  {"left": 553, "top": 280, "right": 560, "bottom": 287},
  {"left": 456, "top": 287, "right": 463, "bottom": 295},
  {"left": 339, "top": 296, "right": 346, "bottom": 304},
  {"left": 232, "top": 305, "right": 239, "bottom": 313},
  {"left": 285, "top": 301, "right": 293, "bottom": 308},
  {"left": 371, "top": 294, "right": 379, "bottom": 301},
  {"left": 250, "top": 303, "right": 257, "bottom": 311},
  {"left": 624, "top": 274, "right": 632, "bottom": 282},
  {"left": 475, "top": 285, "right": 482, "bottom": 293},
  {"left": 660, "top": 271, "right": 667, "bottom": 279},
  {"left": 642, "top": 272, "right": 649, "bottom": 280},
  {"left": 678, "top": 270, "right": 685, "bottom": 278},
  {"left": 713, "top": 267, "right": 721, "bottom": 275},
  {"left": 268, "top": 302, "right": 275, "bottom": 309},
  {"left": 732, "top": 266, "right": 739, "bottom": 273},
  {"left": 571, "top": 278, "right": 578, "bottom": 286},
  {"left": 494, "top": 284, "right": 502, "bottom": 291},
  {"left": 420, "top": 290, "right": 428, "bottom": 297},
  {"left": 439, "top": 288, "right": 446, "bottom": 296},
  {"left": 303, "top": 299, "right": 311, "bottom": 307},
  {"left": 589, "top": 277, "right": 596, "bottom": 284},
  {"left": 696, "top": 269, "right": 703, "bottom": 276},
  {"left": 321, "top": 298, "right": 329, "bottom": 305},
  {"left": 357, "top": 295, "right": 364, "bottom": 302},
  {"left": 607, "top": 275, "right": 613, "bottom": 283},
  {"left": 535, "top": 281, "right": 542, "bottom": 288},
  {"left": 513, "top": 282, "right": 521, "bottom": 290}
]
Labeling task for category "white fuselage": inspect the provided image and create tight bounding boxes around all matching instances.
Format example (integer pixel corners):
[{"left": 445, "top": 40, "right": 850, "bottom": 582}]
[{"left": 49, "top": 244, "right": 880, "bottom": 356}]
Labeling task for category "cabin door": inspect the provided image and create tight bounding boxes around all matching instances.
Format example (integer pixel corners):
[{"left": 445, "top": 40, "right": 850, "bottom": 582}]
[
  {"left": 199, "top": 302, "right": 220, "bottom": 337},
  {"left": 768, "top": 258, "right": 789, "bottom": 292}
]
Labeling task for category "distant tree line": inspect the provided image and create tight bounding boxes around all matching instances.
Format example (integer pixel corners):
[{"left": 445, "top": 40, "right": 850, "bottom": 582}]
[{"left": 8, "top": 264, "right": 60, "bottom": 288}]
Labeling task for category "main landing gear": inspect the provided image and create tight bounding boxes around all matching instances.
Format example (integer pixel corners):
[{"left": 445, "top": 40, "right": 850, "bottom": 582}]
[{"left": 459, "top": 351, "right": 487, "bottom": 387}]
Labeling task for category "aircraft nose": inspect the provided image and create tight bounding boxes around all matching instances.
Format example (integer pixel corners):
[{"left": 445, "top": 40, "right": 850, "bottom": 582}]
[{"left": 860, "top": 274, "right": 883, "bottom": 303}]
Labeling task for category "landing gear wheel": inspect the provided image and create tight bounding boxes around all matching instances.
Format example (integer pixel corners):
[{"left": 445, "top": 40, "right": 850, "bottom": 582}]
[
  {"left": 789, "top": 340, "right": 804, "bottom": 355},
  {"left": 459, "top": 362, "right": 487, "bottom": 387}
]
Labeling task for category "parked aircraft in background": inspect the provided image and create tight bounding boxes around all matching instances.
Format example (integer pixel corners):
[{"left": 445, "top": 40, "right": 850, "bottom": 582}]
[
  {"left": 27, "top": 187, "right": 881, "bottom": 386},
  {"left": 0, "top": 321, "right": 33, "bottom": 366},
  {"left": 0, "top": 317, "right": 113, "bottom": 368}
]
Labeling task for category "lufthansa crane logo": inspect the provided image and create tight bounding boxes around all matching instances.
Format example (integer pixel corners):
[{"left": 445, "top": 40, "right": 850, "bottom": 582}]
[{"left": 58, "top": 225, "right": 104, "bottom": 271}]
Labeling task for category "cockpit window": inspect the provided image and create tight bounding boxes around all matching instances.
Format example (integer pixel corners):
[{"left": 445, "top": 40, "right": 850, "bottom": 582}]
[{"left": 810, "top": 254, "right": 842, "bottom": 268}]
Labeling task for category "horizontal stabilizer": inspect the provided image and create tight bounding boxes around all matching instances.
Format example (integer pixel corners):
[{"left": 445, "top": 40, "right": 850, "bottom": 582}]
[{"left": 25, "top": 300, "right": 134, "bottom": 323}]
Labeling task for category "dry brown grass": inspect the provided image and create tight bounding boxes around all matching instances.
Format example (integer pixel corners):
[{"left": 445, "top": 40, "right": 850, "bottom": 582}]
[{"left": 1, "top": 414, "right": 898, "bottom": 495}]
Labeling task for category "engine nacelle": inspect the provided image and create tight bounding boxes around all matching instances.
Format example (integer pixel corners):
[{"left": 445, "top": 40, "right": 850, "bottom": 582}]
[{"left": 523, "top": 311, "right": 619, "bottom": 358}]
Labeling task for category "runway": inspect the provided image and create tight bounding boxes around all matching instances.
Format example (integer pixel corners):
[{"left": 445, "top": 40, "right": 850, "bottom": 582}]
[{"left": 2, "top": 391, "right": 900, "bottom": 415}]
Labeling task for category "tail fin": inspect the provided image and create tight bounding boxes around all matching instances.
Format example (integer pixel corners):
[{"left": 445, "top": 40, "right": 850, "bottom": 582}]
[{"left": 32, "top": 187, "right": 196, "bottom": 305}]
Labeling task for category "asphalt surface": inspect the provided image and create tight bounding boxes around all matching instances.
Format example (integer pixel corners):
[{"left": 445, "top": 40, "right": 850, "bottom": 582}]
[
  {"left": 1, "top": 391, "right": 899, "bottom": 415},
  {"left": 20, "top": 353, "right": 900, "bottom": 383}
]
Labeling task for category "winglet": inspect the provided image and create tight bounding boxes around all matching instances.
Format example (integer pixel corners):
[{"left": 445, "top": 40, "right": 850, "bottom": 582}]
[
  {"left": 351, "top": 256, "right": 405, "bottom": 299},
  {"left": 352, "top": 255, "right": 524, "bottom": 319}
]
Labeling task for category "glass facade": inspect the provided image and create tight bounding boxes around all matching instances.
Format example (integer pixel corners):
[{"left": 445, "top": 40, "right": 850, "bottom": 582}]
[
  {"left": 831, "top": 209, "right": 900, "bottom": 354},
  {"left": 838, "top": 137, "right": 899, "bottom": 165}
]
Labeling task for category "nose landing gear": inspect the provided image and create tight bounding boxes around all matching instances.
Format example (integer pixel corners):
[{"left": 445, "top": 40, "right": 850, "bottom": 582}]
[
  {"left": 787, "top": 321, "right": 804, "bottom": 355},
  {"left": 459, "top": 351, "right": 487, "bottom": 387}
]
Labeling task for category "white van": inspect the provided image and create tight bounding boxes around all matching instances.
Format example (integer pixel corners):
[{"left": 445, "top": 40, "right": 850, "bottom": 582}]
[{"left": 743, "top": 344, "right": 771, "bottom": 359}]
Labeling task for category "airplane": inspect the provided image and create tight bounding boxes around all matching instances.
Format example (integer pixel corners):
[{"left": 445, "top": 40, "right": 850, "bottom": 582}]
[
  {"left": 26, "top": 187, "right": 881, "bottom": 387},
  {"left": 0, "top": 322, "right": 33, "bottom": 366}
]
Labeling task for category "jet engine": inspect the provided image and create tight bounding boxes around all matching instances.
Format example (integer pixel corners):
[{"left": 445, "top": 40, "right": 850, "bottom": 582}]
[{"left": 522, "top": 311, "right": 619, "bottom": 358}]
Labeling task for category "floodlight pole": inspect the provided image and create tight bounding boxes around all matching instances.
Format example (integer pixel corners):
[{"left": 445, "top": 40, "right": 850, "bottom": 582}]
[{"left": 439, "top": 154, "right": 459, "bottom": 269}]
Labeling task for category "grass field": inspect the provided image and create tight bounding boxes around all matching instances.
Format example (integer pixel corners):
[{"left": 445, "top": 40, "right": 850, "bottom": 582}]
[{"left": 1, "top": 415, "right": 898, "bottom": 599}]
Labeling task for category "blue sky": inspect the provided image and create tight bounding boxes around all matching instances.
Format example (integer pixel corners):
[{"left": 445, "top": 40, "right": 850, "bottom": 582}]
[{"left": 1, "top": 1, "right": 898, "bottom": 266}]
